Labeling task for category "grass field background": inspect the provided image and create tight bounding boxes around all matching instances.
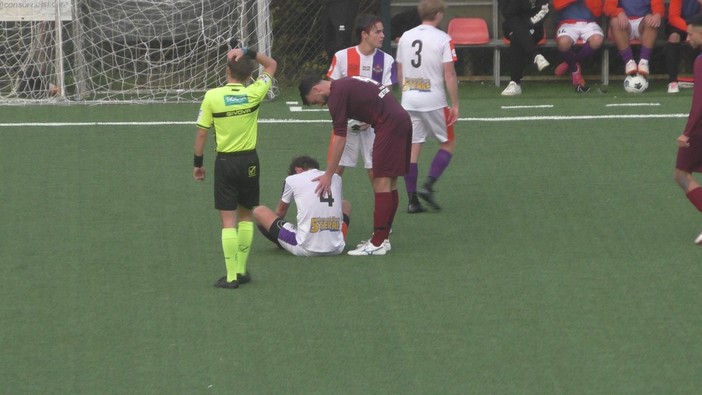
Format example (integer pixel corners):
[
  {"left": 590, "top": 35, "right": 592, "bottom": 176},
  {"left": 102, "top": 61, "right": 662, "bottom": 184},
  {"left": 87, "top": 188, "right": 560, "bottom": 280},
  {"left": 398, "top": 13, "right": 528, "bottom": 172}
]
[{"left": 2, "top": 80, "right": 702, "bottom": 394}]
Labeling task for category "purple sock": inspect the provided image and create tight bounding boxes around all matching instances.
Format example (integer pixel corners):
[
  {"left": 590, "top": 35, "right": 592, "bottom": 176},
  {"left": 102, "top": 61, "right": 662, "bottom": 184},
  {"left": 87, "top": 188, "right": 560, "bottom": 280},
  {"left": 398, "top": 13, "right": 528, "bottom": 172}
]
[
  {"left": 560, "top": 49, "right": 577, "bottom": 72},
  {"left": 640, "top": 46, "right": 652, "bottom": 61},
  {"left": 620, "top": 47, "right": 634, "bottom": 63},
  {"left": 575, "top": 43, "right": 594, "bottom": 63},
  {"left": 429, "top": 149, "right": 452, "bottom": 180},
  {"left": 404, "top": 163, "right": 418, "bottom": 193}
]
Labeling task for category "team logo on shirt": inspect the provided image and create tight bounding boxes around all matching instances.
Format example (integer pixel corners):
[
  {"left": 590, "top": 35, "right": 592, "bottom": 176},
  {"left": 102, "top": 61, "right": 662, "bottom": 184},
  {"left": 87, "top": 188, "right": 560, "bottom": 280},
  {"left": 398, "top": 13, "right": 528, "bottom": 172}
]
[
  {"left": 372, "top": 64, "right": 384, "bottom": 74},
  {"left": 310, "top": 217, "right": 341, "bottom": 233},
  {"left": 403, "top": 77, "right": 431, "bottom": 92},
  {"left": 224, "top": 95, "right": 249, "bottom": 106}
]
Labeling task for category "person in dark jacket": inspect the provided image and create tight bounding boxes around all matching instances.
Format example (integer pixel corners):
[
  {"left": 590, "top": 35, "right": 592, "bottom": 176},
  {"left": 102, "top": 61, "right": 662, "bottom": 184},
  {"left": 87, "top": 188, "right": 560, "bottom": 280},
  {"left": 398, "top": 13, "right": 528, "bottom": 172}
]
[{"left": 499, "top": 0, "right": 551, "bottom": 96}]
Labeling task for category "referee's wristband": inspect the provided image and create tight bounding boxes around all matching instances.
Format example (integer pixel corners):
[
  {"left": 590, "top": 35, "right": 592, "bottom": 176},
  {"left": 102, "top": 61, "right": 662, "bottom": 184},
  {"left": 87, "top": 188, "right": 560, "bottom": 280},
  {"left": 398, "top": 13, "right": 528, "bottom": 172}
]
[
  {"left": 242, "top": 47, "right": 257, "bottom": 60},
  {"left": 194, "top": 155, "right": 204, "bottom": 168}
]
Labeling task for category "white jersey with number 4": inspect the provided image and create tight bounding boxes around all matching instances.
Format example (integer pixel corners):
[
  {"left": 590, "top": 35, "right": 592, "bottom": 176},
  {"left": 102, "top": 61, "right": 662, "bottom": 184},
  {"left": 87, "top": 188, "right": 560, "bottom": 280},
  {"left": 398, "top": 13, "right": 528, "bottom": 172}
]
[
  {"left": 281, "top": 169, "right": 345, "bottom": 253},
  {"left": 396, "top": 24, "right": 456, "bottom": 111}
]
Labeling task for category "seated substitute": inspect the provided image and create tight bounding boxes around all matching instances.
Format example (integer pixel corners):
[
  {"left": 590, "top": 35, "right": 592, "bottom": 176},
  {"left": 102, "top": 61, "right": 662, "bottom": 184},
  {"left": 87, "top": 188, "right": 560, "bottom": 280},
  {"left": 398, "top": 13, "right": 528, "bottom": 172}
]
[
  {"left": 664, "top": 0, "right": 702, "bottom": 93},
  {"left": 499, "top": 0, "right": 552, "bottom": 96},
  {"left": 254, "top": 155, "right": 351, "bottom": 257},
  {"left": 553, "top": 0, "right": 604, "bottom": 92},
  {"left": 604, "top": 0, "right": 665, "bottom": 76}
]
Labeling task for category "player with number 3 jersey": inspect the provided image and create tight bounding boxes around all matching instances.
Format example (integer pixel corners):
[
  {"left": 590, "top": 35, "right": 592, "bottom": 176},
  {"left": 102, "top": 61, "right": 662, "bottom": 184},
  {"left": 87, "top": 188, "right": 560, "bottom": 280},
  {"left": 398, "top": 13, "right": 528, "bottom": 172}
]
[{"left": 396, "top": 0, "right": 459, "bottom": 214}]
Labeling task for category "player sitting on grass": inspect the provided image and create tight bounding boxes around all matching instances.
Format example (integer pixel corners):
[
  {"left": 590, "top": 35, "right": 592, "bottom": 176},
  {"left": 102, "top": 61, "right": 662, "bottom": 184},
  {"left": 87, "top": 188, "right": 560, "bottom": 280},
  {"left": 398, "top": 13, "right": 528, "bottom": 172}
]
[{"left": 254, "top": 155, "right": 351, "bottom": 256}]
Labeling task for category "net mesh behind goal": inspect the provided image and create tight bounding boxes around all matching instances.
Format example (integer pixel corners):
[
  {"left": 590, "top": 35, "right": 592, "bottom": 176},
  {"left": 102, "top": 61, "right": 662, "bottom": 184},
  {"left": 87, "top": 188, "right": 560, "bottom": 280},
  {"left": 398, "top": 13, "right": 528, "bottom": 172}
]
[{"left": 0, "top": 0, "right": 272, "bottom": 103}]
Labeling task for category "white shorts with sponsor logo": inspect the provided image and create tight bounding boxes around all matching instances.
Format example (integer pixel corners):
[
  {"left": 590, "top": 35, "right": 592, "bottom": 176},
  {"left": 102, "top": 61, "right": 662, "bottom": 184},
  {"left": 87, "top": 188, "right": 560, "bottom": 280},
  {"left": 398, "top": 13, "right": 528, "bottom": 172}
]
[{"left": 556, "top": 21, "right": 604, "bottom": 42}]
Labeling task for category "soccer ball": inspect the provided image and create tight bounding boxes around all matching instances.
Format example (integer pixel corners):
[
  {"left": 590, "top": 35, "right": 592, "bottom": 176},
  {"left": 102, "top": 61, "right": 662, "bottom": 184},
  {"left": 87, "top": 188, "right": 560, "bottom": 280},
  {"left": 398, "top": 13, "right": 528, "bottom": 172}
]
[{"left": 623, "top": 74, "right": 649, "bottom": 93}]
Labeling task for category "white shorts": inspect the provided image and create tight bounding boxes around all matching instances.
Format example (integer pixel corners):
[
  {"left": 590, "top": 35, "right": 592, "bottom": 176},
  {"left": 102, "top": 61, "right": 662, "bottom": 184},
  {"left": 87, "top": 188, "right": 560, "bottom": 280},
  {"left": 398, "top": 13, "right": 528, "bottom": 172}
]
[
  {"left": 556, "top": 21, "right": 604, "bottom": 43},
  {"left": 338, "top": 127, "right": 374, "bottom": 169},
  {"left": 628, "top": 17, "right": 644, "bottom": 40},
  {"left": 278, "top": 222, "right": 345, "bottom": 257},
  {"left": 408, "top": 108, "right": 451, "bottom": 144}
]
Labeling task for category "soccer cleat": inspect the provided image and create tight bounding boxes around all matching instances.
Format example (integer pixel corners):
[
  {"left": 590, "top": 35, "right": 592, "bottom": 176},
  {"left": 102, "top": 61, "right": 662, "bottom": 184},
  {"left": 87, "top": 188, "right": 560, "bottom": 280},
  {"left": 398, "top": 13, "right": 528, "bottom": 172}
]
[
  {"left": 637, "top": 60, "right": 650, "bottom": 77},
  {"left": 534, "top": 54, "right": 550, "bottom": 71},
  {"left": 501, "top": 81, "right": 522, "bottom": 96},
  {"left": 625, "top": 59, "right": 637, "bottom": 75},
  {"left": 571, "top": 64, "right": 585, "bottom": 87},
  {"left": 554, "top": 61, "right": 569, "bottom": 76},
  {"left": 237, "top": 272, "right": 251, "bottom": 285},
  {"left": 668, "top": 82, "right": 680, "bottom": 94},
  {"left": 357, "top": 238, "right": 391, "bottom": 251},
  {"left": 575, "top": 84, "right": 590, "bottom": 93},
  {"left": 695, "top": 231, "right": 702, "bottom": 245},
  {"left": 407, "top": 202, "right": 427, "bottom": 213},
  {"left": 417, "top": 185, "right": 441, "bottom": 211},
  {"left": 348, "top": 240, "right": 387, "bottom": 256},
  {"left": 214, "top": 276, "right": 239, "bottom": 289}
]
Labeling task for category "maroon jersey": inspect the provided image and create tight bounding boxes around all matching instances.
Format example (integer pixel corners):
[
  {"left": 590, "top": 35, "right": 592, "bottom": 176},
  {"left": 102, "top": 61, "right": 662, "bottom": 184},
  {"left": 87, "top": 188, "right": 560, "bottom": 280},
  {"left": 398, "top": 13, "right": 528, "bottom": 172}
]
[
  {"left": 327, "top": 77, "right": 409, "bottom": 137},
  {"left": 677, "top": 54, "right": 702, "bottom": 172},
  {"left": 327, "top": 76, "right": 411, "bottom": 177},
  {"left": 684, "top": 54, "right": 702, "bottom": 138}
]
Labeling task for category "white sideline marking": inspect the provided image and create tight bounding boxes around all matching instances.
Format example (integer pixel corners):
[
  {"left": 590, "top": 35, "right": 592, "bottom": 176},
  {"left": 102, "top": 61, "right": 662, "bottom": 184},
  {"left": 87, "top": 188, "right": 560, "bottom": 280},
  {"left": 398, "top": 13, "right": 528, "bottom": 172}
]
[
  {"left": 605, "top": 103, "right": 661, "bottom": 107},
  {"left": 0, "top": 113, "right": 690, "bottom": 128},
  {"left": 289, "top": 106, "right": 327, "bottom": 112},
  {"left": 501, "top": 105, "right": 554, "bottom": 109}
]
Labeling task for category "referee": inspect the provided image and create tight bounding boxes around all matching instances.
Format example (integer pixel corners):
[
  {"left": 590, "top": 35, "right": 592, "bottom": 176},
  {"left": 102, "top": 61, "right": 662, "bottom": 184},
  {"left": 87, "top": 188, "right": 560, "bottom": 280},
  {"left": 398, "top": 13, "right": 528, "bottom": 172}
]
[{"left": 193, "top": 47, "right": 277, "bottom": 289}]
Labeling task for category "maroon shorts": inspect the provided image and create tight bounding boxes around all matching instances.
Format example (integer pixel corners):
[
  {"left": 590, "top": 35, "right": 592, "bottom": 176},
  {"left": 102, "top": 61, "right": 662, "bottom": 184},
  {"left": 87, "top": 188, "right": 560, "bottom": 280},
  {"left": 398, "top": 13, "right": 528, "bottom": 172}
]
[
  {"left": 372, "top": 114, "right": 412, "bottom": 177},
  {"left": 676, "top": 135, "right": 702, "bottom": 173}
]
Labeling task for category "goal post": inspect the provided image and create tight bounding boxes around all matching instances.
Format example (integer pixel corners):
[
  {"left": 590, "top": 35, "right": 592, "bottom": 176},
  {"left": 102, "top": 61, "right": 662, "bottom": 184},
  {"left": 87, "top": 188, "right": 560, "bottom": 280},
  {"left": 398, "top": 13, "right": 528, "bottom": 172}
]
[{"left": 0, "top": 0, "right": 272, "bottom": 103}]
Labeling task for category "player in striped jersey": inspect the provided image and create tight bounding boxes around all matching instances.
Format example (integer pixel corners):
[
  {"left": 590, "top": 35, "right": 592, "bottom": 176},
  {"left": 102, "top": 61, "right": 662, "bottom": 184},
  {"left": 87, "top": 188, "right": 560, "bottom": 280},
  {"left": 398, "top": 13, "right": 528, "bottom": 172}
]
[{"left": 327, "top": 14, "right": 397, "bottom": 183}]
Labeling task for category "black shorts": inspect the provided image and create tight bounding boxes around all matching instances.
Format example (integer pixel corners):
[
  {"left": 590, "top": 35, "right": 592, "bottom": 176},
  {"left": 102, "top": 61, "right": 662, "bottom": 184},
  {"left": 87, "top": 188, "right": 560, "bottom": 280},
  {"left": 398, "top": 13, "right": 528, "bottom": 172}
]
[
  {"left": 214, "top": 150, "right": 260, "bottom": 210},
  {"left": 666, "top": 25, "right": 688, "bottom": 41}
]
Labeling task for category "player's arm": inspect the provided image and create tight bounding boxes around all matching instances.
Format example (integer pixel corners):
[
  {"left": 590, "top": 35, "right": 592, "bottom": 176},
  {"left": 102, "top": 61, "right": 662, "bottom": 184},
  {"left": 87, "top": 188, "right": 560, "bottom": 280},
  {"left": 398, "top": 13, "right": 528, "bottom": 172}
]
[
  {"left": 193, "top": 127, "right": 208, "bottom": 180},
  {"left": 228, "top": 48, "right": 277, "bottom": 77},
  {"left": 253, "top": 51, "right": 277, "bottom": 78},
  {"left": 443, "top": 61, "right": 459, "bottom": 126},
  {"left": 275, "top": 200, "right": 290, "bottom": 219},
  {"left": 316, "top": 134, "right": 346, "bottom": 196},
  {"left": 396, "top": 62, "right": 404, "bottom": 94}
]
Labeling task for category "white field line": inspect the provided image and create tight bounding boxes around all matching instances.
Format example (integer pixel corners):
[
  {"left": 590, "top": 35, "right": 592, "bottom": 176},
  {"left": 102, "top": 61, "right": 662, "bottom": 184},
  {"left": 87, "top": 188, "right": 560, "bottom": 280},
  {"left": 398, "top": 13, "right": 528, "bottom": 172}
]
[
  {"left": 0, "top": 113, "right": 689, "bottom": 128},
  {"left": 501, "top": 105, "right": 554, "bottom": 109},
  {"left": 605, "top": 103, "right": 661, "bottom": 107}
]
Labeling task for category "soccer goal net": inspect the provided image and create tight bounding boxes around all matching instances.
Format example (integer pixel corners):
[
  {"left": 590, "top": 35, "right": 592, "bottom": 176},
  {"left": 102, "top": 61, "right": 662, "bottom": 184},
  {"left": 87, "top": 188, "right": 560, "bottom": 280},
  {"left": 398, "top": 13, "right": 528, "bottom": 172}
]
[{"left": 0, "top": 0, "right": 272, "bottom": 103}]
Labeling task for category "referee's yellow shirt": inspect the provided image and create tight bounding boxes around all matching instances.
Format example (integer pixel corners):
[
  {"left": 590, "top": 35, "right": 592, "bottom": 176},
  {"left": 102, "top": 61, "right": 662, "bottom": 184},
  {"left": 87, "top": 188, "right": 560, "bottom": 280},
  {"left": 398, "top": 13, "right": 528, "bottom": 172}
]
[{"left": 196, "top": 73, "right": 272, "bottom": 153}]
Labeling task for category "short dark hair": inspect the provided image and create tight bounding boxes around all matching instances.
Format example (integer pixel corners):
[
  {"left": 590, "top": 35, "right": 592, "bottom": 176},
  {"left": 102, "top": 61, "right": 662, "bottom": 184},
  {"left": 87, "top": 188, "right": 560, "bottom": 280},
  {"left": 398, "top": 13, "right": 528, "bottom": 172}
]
[
  {"left": 298, "top": 74, "right": 322, "bottom": 105},
  {"left": 228, "top": 57, "right": 256, "bottom": 82},
  {"left": 688, "top": 13, "right": 702, "bottom": 27},
  {"left": 288, "top": 155, "right": 320, "bottom": 175},
  {"left": 354, "top": 14, "right": 383, "bottom": 42}
]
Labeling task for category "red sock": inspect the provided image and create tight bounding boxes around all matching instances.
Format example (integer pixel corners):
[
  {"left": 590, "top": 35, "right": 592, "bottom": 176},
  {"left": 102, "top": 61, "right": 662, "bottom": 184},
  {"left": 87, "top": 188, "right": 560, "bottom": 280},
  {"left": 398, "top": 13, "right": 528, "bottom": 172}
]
[
  {"left": 371, "top": 192, "right": 392, "bottom": 246},
  {"left": 687, "top": 187, "right": 702, "bottom": 212},
  {"left": 388, "top": 189, "right": 399, "bottom": 231}
]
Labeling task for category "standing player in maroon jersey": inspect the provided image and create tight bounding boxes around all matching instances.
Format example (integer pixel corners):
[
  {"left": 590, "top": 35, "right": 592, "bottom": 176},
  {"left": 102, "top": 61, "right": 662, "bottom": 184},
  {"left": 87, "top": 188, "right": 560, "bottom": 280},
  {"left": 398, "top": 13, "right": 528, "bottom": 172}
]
[
  {"left": 299, "top": 75, "right": 411, "bottom": 255},
  {"left": 674, "top": 14, "right": 702, "bottom": 244}
]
